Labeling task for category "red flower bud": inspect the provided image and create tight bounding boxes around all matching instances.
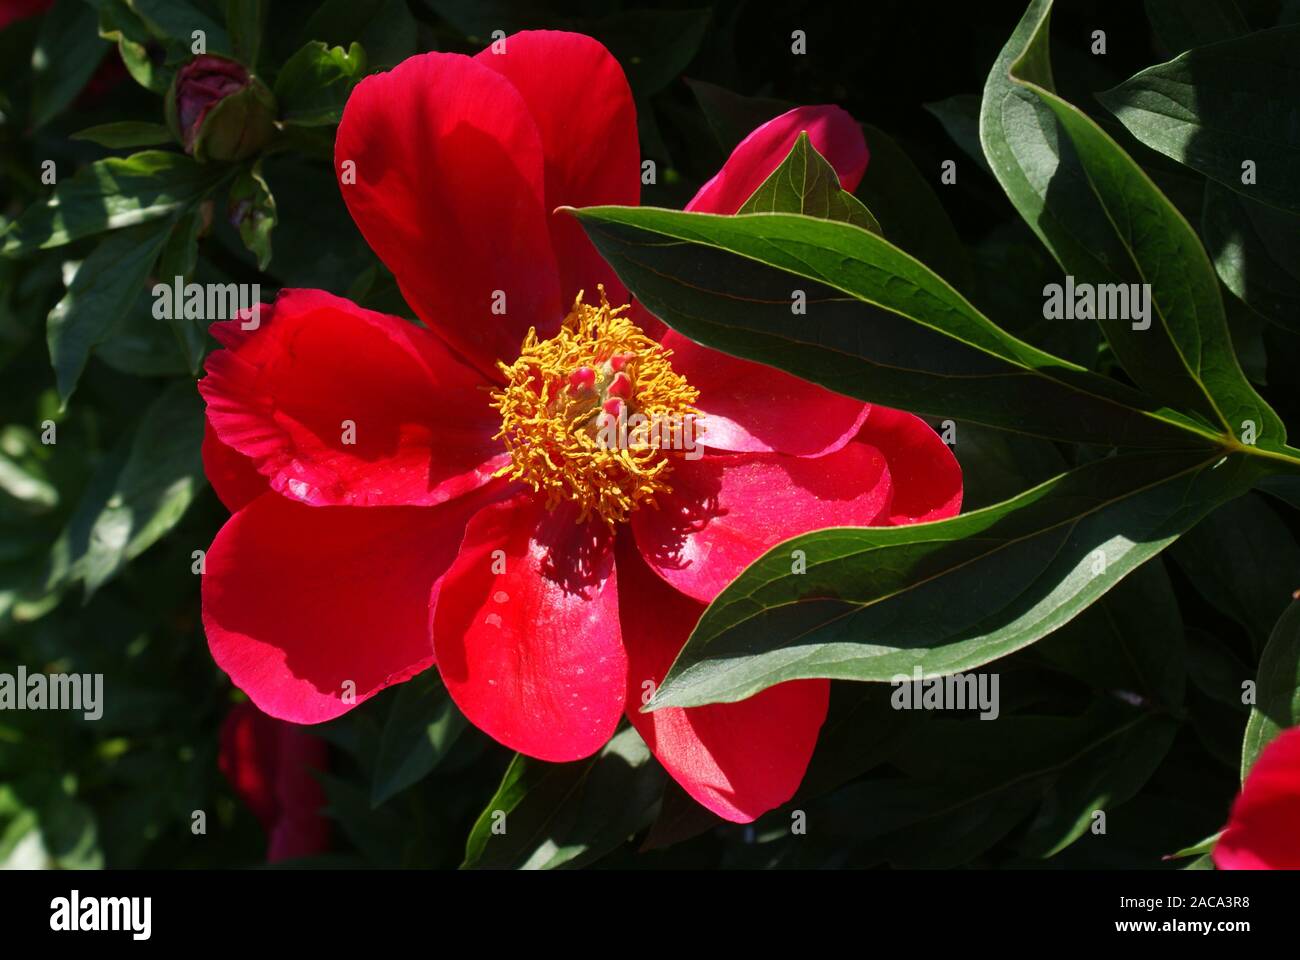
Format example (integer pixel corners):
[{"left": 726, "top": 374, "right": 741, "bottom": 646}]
[{"left": 166, "top": 55, "right": 277, "bottom": 163}]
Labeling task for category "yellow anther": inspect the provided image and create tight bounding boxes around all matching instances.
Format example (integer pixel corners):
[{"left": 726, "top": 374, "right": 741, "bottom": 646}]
[{"left": 490, "top": 286, "right": 700, "bottom": 527}]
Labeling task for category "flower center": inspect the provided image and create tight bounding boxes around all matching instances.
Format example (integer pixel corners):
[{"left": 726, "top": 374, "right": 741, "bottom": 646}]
[{"left": 491, "top": 287, "right": 700, "bottom": 527}]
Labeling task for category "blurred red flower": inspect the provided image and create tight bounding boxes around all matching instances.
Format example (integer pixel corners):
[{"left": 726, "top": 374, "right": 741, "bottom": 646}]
[
  {"left": 219, "top": 702, "right": 330, "bottom": 863},
  {"left": 199, "top": 31, "right": 961, "bottom": 822}
]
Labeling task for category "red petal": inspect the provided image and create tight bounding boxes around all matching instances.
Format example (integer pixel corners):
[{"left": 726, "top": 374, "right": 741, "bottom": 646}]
[
  {"left": 203, "top": 489, "right": 494, "bottom": 724},
  {"left": 199, "top": 288, "right": 505, "bottom": 508},
  {"left": 476, "top": 31, "right": 639, "bottom": 304},
  {"left": 856, "top": 405, "right": 962, "bottom": 524},
  {"left": 661, "top": 329, "right": 869, "bottom": 456},
  {"left": 616, "top": 539, "right": 828, "bottom": 822},
  {"left": 643, "top": 106, "right": 870, "bottom": 456},
  {"left": 1215, "top": 726, "right": 1300, "bottom": 869},
  {"left": 686, "top": 105, "right": 869, "bottom": 216},
  {"left": 633, "top": 443, "right": 893, "bottom": 603},
  {"left": 431, "top": 494, "right": 626, "bottom": 761},
  {"left": 202, "top": 419, "right": 267, "bottom": 512},
  {"left": 335, "top": 51, "right": 561, "bottom": 376}
]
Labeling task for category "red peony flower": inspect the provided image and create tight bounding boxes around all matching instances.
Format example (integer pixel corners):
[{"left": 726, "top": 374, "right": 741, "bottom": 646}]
[
  {"left": 219, "top": 701, "right": 330, "bottom": 863},
  {"left": 1214, "top": 726, "right": 1300, "bottom": 869},
  {"left": 199, "top": 31, "right": 961, "bottom": 822}
]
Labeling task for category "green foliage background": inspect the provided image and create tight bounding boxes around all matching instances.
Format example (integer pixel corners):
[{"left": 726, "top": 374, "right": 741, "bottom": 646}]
[{"left": 2, "top": 0, "right": 1299, "bottom": 869}]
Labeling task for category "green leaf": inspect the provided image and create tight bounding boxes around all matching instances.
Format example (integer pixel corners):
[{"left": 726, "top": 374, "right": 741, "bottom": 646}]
[
  {"left": 1006, "top": 1, "right": 1285, "bottom": 449},
  {"left": 1018, "top": 711, "right": 1178, "bottom": 859},
  {"left": 738, "top": 132, "right": 880, "bottom": 233},
  {"left": 91, "top": 0, "right": 174, "bottom": 92},
  {"left": 89, "top": 0, "right": 232, "bottom": 93},
  {"left": 46, "top": 218, "right": 174, "bottom": 407},
  {"left": 301, "top": 0, "right": 413, "bottom": 70},
  {"left": 1170, "top": 492, "right": 1300, "bottom": 650},
  {"left": 128, "top": 0, "right": 232, "bottom": 58},
  {"left": 687, "top": 78, "right": 790, "bottom": 154},
  {"left": 1032, "top": 556, "right": 1186, "bottom": 708},
  {"left": 62, "top": 381, "right": 207, "bottom": 597},
  {"left": 274, "top": 41, "right": 366, "bottom": 127},
  {"left": 1143, "top": 0, "right": 1251, "bottom": 54},
  {"left": 30, "top": 0, "right": 108, "bottom": 128},
  {"left": 2, "top": 151, "right": 223, "bottom": 255},
  {"left": 462, "top": 726, "right": 664, "bottom": 870},
  {"left": 646, "top": 450, "right": 1259, "bottom": 711},
  {"left": 1202, "top": 181, "right": 1300, "bottom": 334},
  {"left": 225, "top": 0, "right": 265, "bottom": 69},
  {"left": 1098, "top": 25, "right": 1300, "bottom": 215},
  {"left": 71, "top": 121, "right": 175, "bottom": 149},
  {"left": 1241, "top": 600, "right": 1300, "bottom": 779},
  {"left": 846, "top": 702, "right": 1169, "bottom": 867},
  {"left": 571, "top": 204, "right": 1216, "bottom": 449},
  {"left": 583, "top": 8, "right": 710, "bottom": 99},
  {"left": 924, "top": 94, "right": 993, "bottom": 176},
  {"left": 370, "top": 670, "right": 467, "bottom": 808},
  {"left": 948, "top": 420, "right": 1066, "bottom": 512},
  {"left": 1167, "top": 829, "right": 1223, "bottom": 860},
  {"left": 156, "top": 207, "right": 209, "bottom": 373},
  {"left": 228, "top": 162, "right": 275, "bottom": 270},
  {"left": 855, "top": 123, "right": 972, "bottom": 291}
]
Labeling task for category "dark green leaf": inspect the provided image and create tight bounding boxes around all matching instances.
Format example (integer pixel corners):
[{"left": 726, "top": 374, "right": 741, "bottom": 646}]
[
  {"left": 1099, "top": 25, "right": 1300, "bottom": 215},
  {"left": 738, "top": 132, "right": 880, "bottom": 233},
  {"left": 1032, "top": 557, "right": 1186, "bottom": 708},
  {"left": 462, "top": 726, "right": 664, "bottom": 870},
  {"left": 129, "top": 0, "right": 231, "bottom": 58},
  {"left": 948, "top": 420, "right": 1066, "bottom": 511},
  {"left": 1241, "top": 600, "right": 1300, "bottom": 778},
  {"left": 228, "top": 162, "right": 275, "bottom": 270},
  {"left": 370, "top": 670, "right": 467, "bottom": 807},
  {"left": 91, "top": 0, "right": 173, "bottom": 92},
  {"left": 855, "top": 123, "right": 971, "bottom": 291},
  {"left": 687, "top": 78, "right": 789, "bottom": 154},
  {"left": 1171, "top": 492, "right": 1300, "bottom": 650},
  {"left": 156, "top": 207, "right": 209, "bottom": 373},
  {"left": 302, "top": 0, "right": 414, "bottom": 70},
  {"left": 1006, "top": 0, "right": 1283, "bottom": 446},
  {"left": 1144, "top": 0, "right": 1251, "bottom": 54},
  {"left": 46, "top": 218, "right": 174, "bottom": 407},
  {"left": 2, "top": 151, "right": 223, "bottom": 255},
  {"left": 225, "top": 0, "right": 265, "bottom": 68},
  {"left": 31, "top": 0, "right": 108, "bottom": 128},
  {"left": 646, "top": 450, "right": 1260, "bottom": 710},
  {"left": 572, "top": 204, "right": 1217, "bottom": 449},
  {"left": 58, "top": 381, "right": 206, "bottom": 597},
  {"left": 1202, "top": 181, "right": 1300, "bottom": 334},
  {"left": 924, "top": 94, "right": 993, "bottom": 176},
  {"left": 71, "top": 122, "right": 175, "bottom": 149},
  {"left": 274, "top": 41, "right": 366, "bottom": 127}
]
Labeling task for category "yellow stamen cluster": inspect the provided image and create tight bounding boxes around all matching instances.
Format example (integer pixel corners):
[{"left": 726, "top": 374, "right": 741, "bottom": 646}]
[{"left": 490, "top": 287, "right": 699, "bottom": 527}]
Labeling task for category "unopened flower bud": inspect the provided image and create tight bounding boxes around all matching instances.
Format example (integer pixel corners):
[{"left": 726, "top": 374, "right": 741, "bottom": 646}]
[{"left": 166, "top": 55, "right": 277, "bottom": 163}]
